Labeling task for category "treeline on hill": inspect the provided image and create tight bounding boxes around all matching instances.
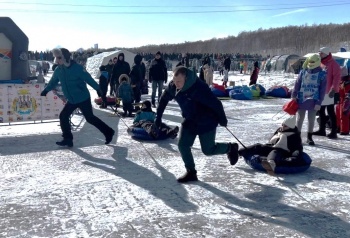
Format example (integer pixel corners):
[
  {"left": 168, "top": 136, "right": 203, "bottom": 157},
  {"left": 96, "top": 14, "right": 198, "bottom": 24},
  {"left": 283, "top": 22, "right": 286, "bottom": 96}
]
[{"left": 127, "top": 23, "right": 350, "bottom": 56}]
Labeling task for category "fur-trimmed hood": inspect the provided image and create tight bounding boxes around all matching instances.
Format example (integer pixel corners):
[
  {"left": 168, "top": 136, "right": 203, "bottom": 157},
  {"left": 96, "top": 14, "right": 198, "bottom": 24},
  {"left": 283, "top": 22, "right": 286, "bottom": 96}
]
[
  {"left": 52, "top": 48, "right": 71, "bottom": 67},
  {"left": 119, "top": 74, "right": 130, "bottom": 84}
]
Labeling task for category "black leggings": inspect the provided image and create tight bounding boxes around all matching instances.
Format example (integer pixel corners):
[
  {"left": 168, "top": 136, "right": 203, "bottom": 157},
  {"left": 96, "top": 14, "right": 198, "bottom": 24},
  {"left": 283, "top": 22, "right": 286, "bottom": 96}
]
[
  {"left": 60, "top": 98, "right": 113, "bottom": 140},
  {"left": 318, "top": 105, "right": 336, "bottom": 131}
]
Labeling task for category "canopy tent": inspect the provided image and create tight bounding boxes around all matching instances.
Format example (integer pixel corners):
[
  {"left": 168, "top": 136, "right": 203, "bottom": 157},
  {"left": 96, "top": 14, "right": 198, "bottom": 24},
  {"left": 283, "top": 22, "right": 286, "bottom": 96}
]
[
  {"left": 86, "top": 50, "right": 136, "bottom": 79},
  {"left": 274, "top": 54, "right": 300, "bottom": 72}
]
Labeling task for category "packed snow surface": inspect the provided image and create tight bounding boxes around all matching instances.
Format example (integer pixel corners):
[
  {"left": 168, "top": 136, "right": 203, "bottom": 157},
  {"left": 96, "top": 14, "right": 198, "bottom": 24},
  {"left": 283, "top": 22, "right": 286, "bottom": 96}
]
[{"left": 1, "top": 71, "right": 349, "bottom": 237}]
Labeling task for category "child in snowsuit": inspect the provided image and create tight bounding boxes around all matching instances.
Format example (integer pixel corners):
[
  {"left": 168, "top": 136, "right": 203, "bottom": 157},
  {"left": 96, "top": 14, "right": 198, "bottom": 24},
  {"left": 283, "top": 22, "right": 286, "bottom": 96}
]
[
  {"left": 292, "top": 54, "right": 327, "bottom": 145},
  {"left": 336, "top": 75, "right": 350, "bottom": 135},
  {"left": 133, "top": 100, "right": 156, "bottom": 123},
  {"left": 118, "top": 74, "right": 134, "bottom": 117},
  {"left": 238, "top": 116, "right": 303, "bottom": 176},
  {"left": 98, "top": 65, "right": 109, "bottom": 108},
  {"left": 132, "top": 100, "right": 179, "bottom": 139}
]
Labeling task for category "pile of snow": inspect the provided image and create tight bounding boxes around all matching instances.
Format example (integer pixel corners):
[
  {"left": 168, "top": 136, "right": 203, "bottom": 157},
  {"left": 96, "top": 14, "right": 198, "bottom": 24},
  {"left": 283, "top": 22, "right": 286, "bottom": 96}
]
[
  {"left": 85, "top": 50, "right": 136, "bottom": 79},
  {"left": 212, "top": 70, "right": 297, "bottom": 92}
]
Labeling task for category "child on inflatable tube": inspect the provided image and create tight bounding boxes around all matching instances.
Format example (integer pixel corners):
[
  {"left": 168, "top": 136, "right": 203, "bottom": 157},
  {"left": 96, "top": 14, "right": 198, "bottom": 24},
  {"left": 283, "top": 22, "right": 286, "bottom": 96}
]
[
  {"left": 238, "top": 115, "right": 303, "bottom": 176},
  {"left": 130, "top": 100, "right": 179, "bottom": 139}
]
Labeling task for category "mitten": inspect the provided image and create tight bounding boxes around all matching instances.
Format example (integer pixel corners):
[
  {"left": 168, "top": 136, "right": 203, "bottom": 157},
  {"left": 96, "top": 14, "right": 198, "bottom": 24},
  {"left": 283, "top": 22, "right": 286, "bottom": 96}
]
[
  {"left": 219, "top": 118, "right": 228, "bottom": 127},
  {"left": 314, "top": 104, "right": 321, "bottom": 111},
  {"left": 328, "top": 89, "right": 335, "bottom": 98},
  {"left": 291, "top": 150, "right": 300, "bottom": 157},
  {"left": 40, "top": 90, "right": 48, "bottom": 96}
]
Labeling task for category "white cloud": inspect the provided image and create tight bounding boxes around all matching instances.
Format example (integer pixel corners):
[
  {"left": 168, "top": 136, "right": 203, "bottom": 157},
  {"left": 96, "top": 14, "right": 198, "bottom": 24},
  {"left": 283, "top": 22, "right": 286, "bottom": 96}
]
[{"left": 272, "top": 9, "right": 307, "bottom": 17}]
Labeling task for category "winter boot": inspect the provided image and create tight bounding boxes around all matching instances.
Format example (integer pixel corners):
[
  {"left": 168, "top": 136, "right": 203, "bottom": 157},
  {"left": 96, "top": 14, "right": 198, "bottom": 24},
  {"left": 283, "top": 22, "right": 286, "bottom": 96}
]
[
  {"left": 327, "top": 131, "right": 338, "bottom": 139},
  {"left": 306, "top": 132, "right": 315, "bottom": 146},
  {"left": 105, "top": 129, "right": 115, "bottom": 144},
  {"left": 177, "top": 169, "right": 198, "bottom": 183},
  {"left": 227, "top": 143, "right": 239, "bottom": 165},
  {"left": 313, "top": 115, "right": 326, "bottom": 136},
  {"left": 99, "top": 102, "right": 107, "bottom": 109},
  {"left": 169, "top": 126, "right": 179, "bottom": 139},
  {"left": 261, "top": 159, "right": 275, "bottom": 176},
  {"left": 56, "top": 139, "right": 73, "bottom": 147}
]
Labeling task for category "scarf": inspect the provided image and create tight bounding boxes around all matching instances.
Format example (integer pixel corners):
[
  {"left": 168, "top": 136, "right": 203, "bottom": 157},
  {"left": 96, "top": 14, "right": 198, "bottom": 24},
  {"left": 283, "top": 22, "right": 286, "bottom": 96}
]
[{"left": 321, "top": 53, "right": 332, "bottom": 64}]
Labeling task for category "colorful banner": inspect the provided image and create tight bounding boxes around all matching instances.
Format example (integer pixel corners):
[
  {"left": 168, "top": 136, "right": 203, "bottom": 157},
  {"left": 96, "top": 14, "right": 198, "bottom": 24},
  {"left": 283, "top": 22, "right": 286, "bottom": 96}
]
[{"left": 0, "top": 84, "right": 64, "bottom": 123}]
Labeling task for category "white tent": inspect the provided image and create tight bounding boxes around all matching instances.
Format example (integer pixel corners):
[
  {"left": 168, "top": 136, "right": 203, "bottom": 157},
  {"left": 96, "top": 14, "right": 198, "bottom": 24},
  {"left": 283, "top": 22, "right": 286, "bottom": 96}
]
[
  {"left": 86, "top": 50, "right": 136, "bottom": 79},
  {"left": 332, "top": 52, "right": 350, "bottom": 59}
]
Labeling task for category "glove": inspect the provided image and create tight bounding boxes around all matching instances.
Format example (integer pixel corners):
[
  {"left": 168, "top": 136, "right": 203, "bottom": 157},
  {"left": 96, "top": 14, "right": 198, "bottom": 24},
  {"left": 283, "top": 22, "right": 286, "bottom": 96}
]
[
  {"left": 314, "top": 104, "right": 321, "bottom": 111},
  {"left": 291, "top": 150, "right": 300, "bottom": 157},
  {"left": 328, "top": 89, "right": 335, "bottom": 98},
  {"left": 219, "top": 118, "right": 228, "bottom": 127},
  {"left": 40, "top": 90, "right": 48, "bottom": 96}
]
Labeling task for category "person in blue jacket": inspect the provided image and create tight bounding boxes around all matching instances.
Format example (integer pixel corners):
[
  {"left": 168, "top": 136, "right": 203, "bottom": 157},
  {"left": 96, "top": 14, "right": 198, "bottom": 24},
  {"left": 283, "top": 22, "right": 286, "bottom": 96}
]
[
  {"left": 155, "top": 66, "right": 239, "bottom": 183},
  {"left": 40, "top": 48, "right": 115, "bottom": 147}
]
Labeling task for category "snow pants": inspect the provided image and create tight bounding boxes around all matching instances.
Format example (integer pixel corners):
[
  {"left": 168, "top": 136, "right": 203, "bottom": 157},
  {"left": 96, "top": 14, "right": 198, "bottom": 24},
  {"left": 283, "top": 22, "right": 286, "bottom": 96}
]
[
  {"left": 60, "top": 98, "right": 113, "bottom": 140},
  {"left": 178, "top": 127, "right": 230, "bottom": 171},
  {"left": 238, "top": 143, "right": 289, "bottom": 170}
]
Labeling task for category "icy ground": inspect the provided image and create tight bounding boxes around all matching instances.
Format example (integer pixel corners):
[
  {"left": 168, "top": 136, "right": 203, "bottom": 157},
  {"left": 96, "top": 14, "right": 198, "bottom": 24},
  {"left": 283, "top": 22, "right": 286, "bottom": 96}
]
[{"left": 1, "top": 71, "right": 350, "bottom": 238}]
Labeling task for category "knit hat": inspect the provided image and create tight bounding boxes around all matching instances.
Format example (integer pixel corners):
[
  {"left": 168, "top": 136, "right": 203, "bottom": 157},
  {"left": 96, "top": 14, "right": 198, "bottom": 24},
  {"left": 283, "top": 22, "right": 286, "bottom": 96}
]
[
  {"left": 302, "top": 54, "right": 321, "bottom": 69},
  {"left": 282, "top": 115, "right": 296, "bottom": 129},
  {"left": 52, "top": 48, "right": 71, "bottom": 66},
  {"left": 319, "top": 47, "right": 330, "bottom": 55},
  {"left": 142, "top": 100, "right": 151, "bottom": 109},
  {"left": 156, "top": 51, "right": 161, "bottom": 56}
]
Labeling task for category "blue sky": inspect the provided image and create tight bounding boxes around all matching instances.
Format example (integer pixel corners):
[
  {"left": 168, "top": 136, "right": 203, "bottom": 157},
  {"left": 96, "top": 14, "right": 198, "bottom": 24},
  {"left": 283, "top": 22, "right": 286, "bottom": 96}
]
[{"left": 1, "top": 0, "right": 350, "bottom": 51}]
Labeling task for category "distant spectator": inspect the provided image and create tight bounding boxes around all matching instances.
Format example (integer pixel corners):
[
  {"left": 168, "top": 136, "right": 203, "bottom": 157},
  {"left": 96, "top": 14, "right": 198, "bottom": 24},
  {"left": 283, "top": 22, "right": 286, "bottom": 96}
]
[
  {"left": 111, "top": 53, "right": 130, "bottom": 96},
  {"left": 313, "top": 47, "right": 341, "bottom": 139},
  {"left": 249, "top": 61, "right": 260, "bottom": 86},
  {"left": 224, "top": 56, "right": 231, "bottom": 72},
  {"left": 149, "top": 51, "right": 168, "bottom": 107}
]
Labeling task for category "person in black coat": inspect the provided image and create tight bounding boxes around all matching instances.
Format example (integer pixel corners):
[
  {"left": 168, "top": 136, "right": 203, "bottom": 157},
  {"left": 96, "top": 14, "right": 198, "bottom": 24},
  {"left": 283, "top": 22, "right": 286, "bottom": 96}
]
[
  {"left": 111, "top": 53, "right": 130, "bottom": 96},
  {"left": 130, "top": 54, "right": 143, "bottom": 106},
  {"left": 181, "top": 53, "right": 190, "bottom": 67},
  {"left": 155, "top": 66, "right": 239, "bottom": 183},
  {"left": 224, "top": 56, "right": 231, "bottom": 72},
  {"left": 149, "top": 51, "right": 168, "bottom": 107}
]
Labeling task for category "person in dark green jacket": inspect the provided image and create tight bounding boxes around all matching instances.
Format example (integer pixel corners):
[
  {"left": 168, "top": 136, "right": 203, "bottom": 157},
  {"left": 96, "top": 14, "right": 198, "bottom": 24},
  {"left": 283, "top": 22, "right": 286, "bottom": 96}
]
[
  {"left": 40, "top": 48, "right": 115, "bottom": 147},
  {"left": 155, "top": 66, "right": 239, "bottom": 183}
]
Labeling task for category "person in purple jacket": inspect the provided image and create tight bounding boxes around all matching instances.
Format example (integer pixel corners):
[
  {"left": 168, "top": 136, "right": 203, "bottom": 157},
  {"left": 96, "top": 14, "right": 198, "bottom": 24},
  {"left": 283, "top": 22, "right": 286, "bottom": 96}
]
[{"left": 291, "top": 54, "right": 327, "bottom": 145}]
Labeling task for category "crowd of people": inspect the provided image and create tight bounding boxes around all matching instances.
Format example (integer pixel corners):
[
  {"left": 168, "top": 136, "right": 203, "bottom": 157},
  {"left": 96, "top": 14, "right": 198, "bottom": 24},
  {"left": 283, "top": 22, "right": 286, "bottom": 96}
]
[{"left": 38, "top": 46, "right": 349, "bottom": 182}]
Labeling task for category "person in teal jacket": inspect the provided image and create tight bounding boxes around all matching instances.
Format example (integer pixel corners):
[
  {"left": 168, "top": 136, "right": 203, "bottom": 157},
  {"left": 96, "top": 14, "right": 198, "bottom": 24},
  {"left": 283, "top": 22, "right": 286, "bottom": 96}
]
[
  {"left": 40, "top": 48, "right": 115, "bottom": 147},
  {"left": 133, "top": 100, "right": 156, "bottom": 123}
]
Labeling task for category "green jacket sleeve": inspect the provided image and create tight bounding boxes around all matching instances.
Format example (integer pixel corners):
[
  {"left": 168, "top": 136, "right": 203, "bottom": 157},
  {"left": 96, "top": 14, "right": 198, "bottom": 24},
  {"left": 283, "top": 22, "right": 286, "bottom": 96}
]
[
  {"left": 44, "top": 70, "right": 59, "bottom": 92},
  {"left": 82, "top": 68, "right": 100, "bottom": 91}
]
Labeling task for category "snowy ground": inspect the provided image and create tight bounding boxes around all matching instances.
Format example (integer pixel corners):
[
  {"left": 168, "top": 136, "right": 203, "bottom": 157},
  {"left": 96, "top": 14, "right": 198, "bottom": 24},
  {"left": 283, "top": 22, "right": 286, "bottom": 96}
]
[{"left": 1, "top": 71, "right": 350, "bottom": 237}]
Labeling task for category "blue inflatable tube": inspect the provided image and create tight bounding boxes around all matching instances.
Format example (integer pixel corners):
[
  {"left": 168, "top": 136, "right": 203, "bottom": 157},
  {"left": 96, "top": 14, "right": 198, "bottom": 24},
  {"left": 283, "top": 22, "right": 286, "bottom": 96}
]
[
  {"left": 128, "top": 127, "right": 168, "bottom": 141},
  {"left": 243, "top": 152, "right": 312, "bottom": 174},
  {"left": 211, "top": 88, "right": 228, "bottom": 97}
]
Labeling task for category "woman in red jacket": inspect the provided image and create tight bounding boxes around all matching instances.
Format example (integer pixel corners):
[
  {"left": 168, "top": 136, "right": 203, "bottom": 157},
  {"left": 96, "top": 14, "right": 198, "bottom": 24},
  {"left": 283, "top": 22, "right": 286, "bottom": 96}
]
[{"left": 249, "top": 61, "right": 260, "bottom": 86}]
